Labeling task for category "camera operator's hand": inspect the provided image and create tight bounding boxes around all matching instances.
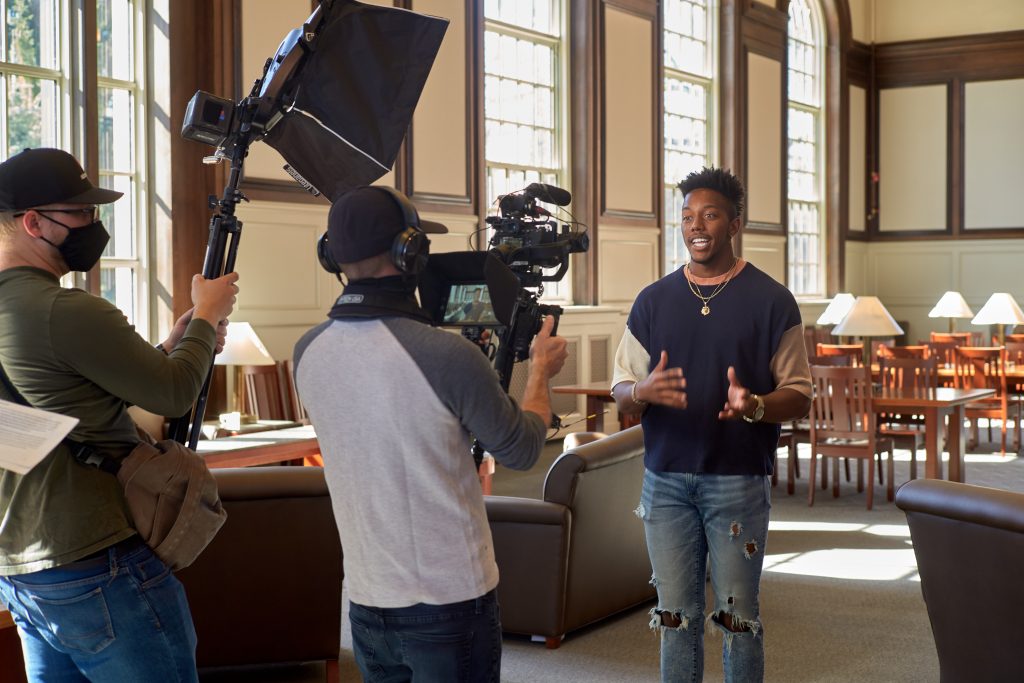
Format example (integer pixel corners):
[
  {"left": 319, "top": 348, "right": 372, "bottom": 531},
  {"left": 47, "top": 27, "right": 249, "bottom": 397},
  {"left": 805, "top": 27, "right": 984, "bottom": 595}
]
[
  {"left": 161, "top": 309, "right": 230, "bottom": 355},
  {"left": 529, "top": 315, "right": 568, "bottom": 379},
  {"left": 192, "top": 272, "right": 239, "bottom": 328}
]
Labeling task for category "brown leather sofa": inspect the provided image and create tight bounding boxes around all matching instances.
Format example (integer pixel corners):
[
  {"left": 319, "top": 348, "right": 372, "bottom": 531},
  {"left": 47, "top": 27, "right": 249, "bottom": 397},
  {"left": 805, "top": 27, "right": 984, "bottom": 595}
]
[
  {"left": 176, "top": 466, "right": 343, "bottom": 681},
  {"left": 485, "top": 426, "right": 655, "bottom": 648},
  {"left": 896, "top": 478, "right": 1024, "bottom": 682}
]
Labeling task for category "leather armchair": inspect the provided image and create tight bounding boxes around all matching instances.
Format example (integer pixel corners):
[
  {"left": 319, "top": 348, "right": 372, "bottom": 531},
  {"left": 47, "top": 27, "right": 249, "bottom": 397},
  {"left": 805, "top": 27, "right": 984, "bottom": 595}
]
[
  {"left": 485, "top": 426, "right": 654, "bottom": 648},
  {"left": 896, "top": 479, "right": 1024, "bottom": 682},
  {"left": 176, "top": 466, "right": 343, "bottom": 681}
]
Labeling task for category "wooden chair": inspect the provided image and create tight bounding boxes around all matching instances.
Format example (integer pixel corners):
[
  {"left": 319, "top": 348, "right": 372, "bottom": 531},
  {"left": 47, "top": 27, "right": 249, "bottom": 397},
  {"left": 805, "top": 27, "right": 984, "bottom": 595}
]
[
  {"left": 241, "top": 364, "right": 290, "bottom": 420},
  {"left": 953, "top": 347, "right": 1022, "bottom": 454},
  {"left": 816, "top": 343, "right": 865, "bottom": 367},
  {"left": 931, "top": 331, "right": 972, "bottom": 346},
  {"left": 808, "top": 354, "right": 852, "bottom": 367},
  {"left": 278, "top": 359, "right": 309, "bottom": 423},
  {"left": 793, "top": 354, "right": 856, "bottom": 490},
  {"left": 877, "top": 357, "right": 938, "bottom": 480},
  {"left": 1004, "top": 333, "right": 1024, "bottom": 344},
  {"left": 877, "top": 344, "right": 930, "bottom": 359},
  {"left": 803, "top": 325, "right": 831, "bottom": 359},
  {"left": 807, "top": 366, "right": 894, "bottom": 510}
]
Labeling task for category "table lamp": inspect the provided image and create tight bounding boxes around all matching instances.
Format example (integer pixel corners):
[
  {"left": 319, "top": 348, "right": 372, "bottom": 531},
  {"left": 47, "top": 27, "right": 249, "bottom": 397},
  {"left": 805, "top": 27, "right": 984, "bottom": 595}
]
[
  {"left": 971, "top": 292, "right": 1024, "bottom": 346},
  {"left": 928, "top": 291, "right": 974, "bottom": 333},
  {"left": 214, "top": 322, "right": 275, "bottom": 427},
  {"left": 831, "top": 296, "right": 905, "bottom": 367},
  {"left": 816, "top": 292, "right": 856, "bottom": 344}
]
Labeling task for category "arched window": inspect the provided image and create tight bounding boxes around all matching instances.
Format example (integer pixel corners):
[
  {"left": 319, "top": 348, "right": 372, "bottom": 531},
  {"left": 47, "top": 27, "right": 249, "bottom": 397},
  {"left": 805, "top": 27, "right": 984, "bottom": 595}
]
[
  {"left": 483, "top": 0, "right": 569, "bottom": 301},
  {"left": 663, "top": 0, "right": 716, "bottom": 275},
  {"left": 787, "top": 0, "right": 825, "bottom": 298}
]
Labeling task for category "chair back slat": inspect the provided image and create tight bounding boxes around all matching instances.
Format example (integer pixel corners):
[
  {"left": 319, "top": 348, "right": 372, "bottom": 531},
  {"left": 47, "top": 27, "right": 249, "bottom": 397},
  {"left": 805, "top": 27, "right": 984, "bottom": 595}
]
[
  {"left": 877, "top": 344, "right": 930, "bottom": 359},
  {"left": 931, "top": 331, "right": 972, "bottom": 345},
  {"left": 953, "top": 347, "right": 1008, "bottom": 396},
  {"left": 816, "top": 343, "right": 864, "bottom": 367},
  {"left": 879, "top": 356, "right": 938, "bottom": 393},
  {"left": 810, "top": 366, "right": 875, "bottom": 440}
]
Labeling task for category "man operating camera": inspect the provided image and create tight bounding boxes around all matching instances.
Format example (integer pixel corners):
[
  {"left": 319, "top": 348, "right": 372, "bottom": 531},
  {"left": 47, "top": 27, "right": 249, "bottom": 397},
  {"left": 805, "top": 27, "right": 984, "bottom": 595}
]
[{"left": 293, "top": 185, "right": 568, "bottom": 682}]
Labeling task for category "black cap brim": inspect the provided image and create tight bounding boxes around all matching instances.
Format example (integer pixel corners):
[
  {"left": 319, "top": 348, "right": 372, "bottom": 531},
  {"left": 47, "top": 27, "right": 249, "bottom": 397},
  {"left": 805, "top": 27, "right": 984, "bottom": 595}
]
[
  {"left": 420, "top": 219, "right": 448, "bottom": 234},
  {"left": 63, "top": 186, "right": 123, "bottom": 205}
]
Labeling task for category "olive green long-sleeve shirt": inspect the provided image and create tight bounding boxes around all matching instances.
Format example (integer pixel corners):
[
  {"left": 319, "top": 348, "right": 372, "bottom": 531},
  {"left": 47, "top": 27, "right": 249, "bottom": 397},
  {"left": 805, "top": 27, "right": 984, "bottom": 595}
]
[{"left": 0, "top": 266, "right": 216, "bottom": 575}]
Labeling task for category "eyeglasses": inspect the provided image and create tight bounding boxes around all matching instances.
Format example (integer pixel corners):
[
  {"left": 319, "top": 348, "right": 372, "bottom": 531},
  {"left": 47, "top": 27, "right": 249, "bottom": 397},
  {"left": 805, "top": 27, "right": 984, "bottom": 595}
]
[{"left": 15, "top": 206, "right": 99, "bottom": 222}]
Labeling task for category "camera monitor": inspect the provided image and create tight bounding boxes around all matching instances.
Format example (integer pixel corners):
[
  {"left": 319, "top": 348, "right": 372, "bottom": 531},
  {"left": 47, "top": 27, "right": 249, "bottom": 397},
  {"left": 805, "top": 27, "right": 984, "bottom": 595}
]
[{"left": 440, "top": 283, "right": 498, "bottom": 326}]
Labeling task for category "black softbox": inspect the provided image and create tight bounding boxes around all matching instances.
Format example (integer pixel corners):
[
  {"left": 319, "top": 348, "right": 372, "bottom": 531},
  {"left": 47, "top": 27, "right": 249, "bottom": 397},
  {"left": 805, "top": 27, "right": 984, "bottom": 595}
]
[{"left": 262, "top": 0, "right": 448, "bottom": 201}]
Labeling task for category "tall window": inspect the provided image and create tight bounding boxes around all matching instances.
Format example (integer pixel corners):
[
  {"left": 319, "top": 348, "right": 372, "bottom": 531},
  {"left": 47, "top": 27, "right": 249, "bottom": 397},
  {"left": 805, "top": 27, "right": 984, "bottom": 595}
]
[
  {"left": 97, "top": 0, "right": 146, "bottom": 329},
  {"left": 663, "top": 0, "right": 715, "bottom": 275},
  {"left": 1, "top": 0, "right": 148, "bottom": 330},
  {"left": 483, "top": 0, "right": 568, "bottom": 301},
  {"left": 787, "top": 0, "right": 825, "bottom": 298}
]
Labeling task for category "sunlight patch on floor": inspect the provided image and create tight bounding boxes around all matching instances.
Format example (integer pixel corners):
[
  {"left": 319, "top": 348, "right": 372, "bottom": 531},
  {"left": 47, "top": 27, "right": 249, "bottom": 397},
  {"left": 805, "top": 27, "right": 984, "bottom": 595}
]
[{"left": 764, "top": 548, "right": 919, "bottom": 581}]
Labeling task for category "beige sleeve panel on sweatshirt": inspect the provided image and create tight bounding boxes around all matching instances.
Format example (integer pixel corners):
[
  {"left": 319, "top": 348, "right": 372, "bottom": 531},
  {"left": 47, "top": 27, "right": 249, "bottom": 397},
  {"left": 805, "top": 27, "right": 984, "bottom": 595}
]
[
  {"left": 611, "top": 327, "right": 651, "bottom": 391},
  {"left": 771, "top": 323, "right": 813, "bottom": 399}
]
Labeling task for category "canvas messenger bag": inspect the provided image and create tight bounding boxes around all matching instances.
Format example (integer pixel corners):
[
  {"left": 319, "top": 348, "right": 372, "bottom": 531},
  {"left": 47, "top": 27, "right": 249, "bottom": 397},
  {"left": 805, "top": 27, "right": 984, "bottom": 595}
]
[{"left": 0, "top": 363, "right": 227, "bottom": 571}]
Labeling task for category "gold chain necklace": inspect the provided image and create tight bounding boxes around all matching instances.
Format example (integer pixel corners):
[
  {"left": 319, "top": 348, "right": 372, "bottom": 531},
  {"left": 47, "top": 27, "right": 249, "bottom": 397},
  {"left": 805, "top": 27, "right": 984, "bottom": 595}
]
[{"left": 685, "top": 259, "right": 738, "bottom": 316}]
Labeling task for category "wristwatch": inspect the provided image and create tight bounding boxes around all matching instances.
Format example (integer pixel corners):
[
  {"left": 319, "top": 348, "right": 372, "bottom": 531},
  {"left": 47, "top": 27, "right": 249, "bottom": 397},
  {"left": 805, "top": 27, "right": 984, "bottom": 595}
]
[{"left": 742, "top": 394, "right": 765, "bottom": 423}]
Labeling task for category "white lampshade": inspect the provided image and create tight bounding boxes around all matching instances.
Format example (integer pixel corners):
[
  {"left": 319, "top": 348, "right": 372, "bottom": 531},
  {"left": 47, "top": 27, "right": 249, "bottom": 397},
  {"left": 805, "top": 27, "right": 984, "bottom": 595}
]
[
  {"left": 928, "top": 291, "right": 974, "bottom": 319},
  {"left": 832, "top": 296, "right": 904, "bottom": 337},
  {"left": 816, "top": 292, "right": 856, "bottom": 325},
  {"left": 971, "top": 293, "right": 1024, "bottom": 326},
  {"left": 214, "top": 322, "right": 275, "bottom": 366}
]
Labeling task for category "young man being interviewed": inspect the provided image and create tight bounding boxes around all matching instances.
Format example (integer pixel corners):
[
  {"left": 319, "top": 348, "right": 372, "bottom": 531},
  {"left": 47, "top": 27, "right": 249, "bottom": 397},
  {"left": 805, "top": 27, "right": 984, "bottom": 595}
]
[{"left": 612, "top": 167, "right": 811, "bottom": 682}]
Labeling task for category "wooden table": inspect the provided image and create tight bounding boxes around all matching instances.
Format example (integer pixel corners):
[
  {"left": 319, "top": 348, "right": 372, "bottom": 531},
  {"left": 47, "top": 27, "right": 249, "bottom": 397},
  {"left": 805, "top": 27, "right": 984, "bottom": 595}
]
[
  {"left": 873, "top": 387, "right": 995, "bottom": 482},
  {"left": 552, "top": 381, "right": 640, "bottom": 433},
  {"left": 196, "top": 425, "right": 321, "bottom": 468}
]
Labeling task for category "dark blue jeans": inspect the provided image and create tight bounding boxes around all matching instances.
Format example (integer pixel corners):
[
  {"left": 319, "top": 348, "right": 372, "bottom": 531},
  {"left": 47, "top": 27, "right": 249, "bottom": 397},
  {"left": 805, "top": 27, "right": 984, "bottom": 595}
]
[
  {"left": 349, "top": 589, "right": 501, "bottom": 683},
  {"left": 0, "top": 537, "right": 198, "bottom": 682}
]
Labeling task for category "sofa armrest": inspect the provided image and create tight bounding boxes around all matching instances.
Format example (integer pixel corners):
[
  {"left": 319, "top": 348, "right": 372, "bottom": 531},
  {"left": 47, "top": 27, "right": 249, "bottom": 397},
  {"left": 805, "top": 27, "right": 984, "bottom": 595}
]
[{"left": 485, "top": 496, "right": 571, "bottom": 638}]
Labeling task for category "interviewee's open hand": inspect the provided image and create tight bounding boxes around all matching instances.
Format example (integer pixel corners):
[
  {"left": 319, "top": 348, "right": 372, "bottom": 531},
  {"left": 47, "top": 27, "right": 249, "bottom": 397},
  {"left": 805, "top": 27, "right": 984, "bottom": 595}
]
[
  {"left": 718, "top": 366, "right": 752, "bottom": 420},
  {"left": 635, "top": 351, "right": 687, "bottom": 409}
]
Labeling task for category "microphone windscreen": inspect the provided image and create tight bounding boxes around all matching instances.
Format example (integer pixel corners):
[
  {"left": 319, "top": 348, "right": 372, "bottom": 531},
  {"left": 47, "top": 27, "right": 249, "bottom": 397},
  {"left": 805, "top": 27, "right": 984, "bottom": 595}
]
[{"left": 526, "top": 182, "right": 572, "bottom": 206}]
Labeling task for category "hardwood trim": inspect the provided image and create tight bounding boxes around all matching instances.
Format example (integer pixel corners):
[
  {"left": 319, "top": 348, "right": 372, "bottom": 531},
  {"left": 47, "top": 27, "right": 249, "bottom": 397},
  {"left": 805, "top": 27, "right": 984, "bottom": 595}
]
[
  {"left": 874, "top": 30, "right": 1024, "bottom": 88},
  {"left": 742, "top": 1, "right": 787, "bottom": 60},
  {"left": 240, "top": 178, "right": 327, "bottom": 205},
  {"left": 949, "top": 78, "right": 963, "bottom": 237},
  {"left": 745, "top": 220, "right": 785, "bottom": 234},
  {"left": 822, "top": 0, "right": 851, "bottom": 294},
  {"left": 598, "top": 1, "right": 660, "bottom": 227},
  {"left": 170, "top": 0, "right": 237, "bottom": 319},
  {"left": 848, "top": 40, "right": 871, "bottom": 86},
  {"left": 571, "top": 0, "right": 600, "bottom": 303},
  {"left": 76, "top": 0, "right": 100, "bottom": 295},
  {"left": 869, "top": 228, "right": 1024, "bottom": 242}
]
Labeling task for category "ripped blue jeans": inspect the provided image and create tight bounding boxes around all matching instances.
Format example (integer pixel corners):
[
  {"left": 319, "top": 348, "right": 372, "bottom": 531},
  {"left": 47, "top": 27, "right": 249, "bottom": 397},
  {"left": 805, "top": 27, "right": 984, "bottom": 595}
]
[{"left": 638, "top": 469, "right": 771, "bottom": 683}]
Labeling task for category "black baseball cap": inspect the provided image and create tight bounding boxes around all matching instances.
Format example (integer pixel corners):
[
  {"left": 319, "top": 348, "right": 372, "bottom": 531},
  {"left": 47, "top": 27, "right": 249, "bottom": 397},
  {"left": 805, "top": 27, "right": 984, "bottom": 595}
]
[
  {"left": 327, "top": 185, "right": 446, "bottom": 265},
  {"left": 0, "top": 148, "right": 123, "bottom": 211}
]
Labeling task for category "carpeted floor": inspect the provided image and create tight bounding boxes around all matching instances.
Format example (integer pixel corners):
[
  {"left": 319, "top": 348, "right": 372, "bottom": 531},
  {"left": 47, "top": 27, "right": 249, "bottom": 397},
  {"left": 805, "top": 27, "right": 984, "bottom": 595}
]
[{"left": 222, "top": 429, "right": 1021, "bottom": 682}]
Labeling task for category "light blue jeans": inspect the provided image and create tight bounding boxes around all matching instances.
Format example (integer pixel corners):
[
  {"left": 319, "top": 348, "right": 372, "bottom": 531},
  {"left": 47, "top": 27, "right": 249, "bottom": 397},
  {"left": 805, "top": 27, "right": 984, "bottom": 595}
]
[
  {"left": 0, "top": 537, "right": 199, "bottom": 682},
  {"left": 638, "top": 469, "right": 771, "bottom": 683}
]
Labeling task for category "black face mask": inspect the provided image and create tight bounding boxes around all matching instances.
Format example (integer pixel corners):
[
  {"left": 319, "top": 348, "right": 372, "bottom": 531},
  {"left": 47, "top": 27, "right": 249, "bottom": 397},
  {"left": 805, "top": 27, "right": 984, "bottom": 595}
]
[{"left": 39, "top": 215, "right": 110, "bottom": 272}]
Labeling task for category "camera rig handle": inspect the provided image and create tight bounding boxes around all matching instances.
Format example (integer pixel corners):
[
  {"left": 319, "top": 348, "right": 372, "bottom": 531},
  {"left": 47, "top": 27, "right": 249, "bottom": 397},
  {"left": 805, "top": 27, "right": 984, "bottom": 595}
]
[{"left": 167, "top": 89, "right": 261, "bottom": 448}]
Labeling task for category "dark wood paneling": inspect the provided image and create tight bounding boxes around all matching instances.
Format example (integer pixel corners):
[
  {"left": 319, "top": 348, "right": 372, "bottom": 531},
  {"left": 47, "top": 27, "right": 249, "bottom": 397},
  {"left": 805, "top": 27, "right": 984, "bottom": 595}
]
[
  {"left": 743, "top": 1, "right": 787, "bottom": 60},
  {"left": 571, "top": 0, "right": 600, "bottom": 303},
  {"left": 170, "top": 0, "right": 236, "bottom": 319},
  {"left": 875, "top": 31, "right": 1024, "bottom": 88},
  {"left": 848, "top": 40, "right": 871, "bottom": 85}
]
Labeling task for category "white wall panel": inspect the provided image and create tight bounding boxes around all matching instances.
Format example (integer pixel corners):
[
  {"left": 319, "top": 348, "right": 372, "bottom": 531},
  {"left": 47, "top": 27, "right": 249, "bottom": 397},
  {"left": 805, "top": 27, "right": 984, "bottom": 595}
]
[
  {"left": 879, "top": 86, "right": 947, "bottom": 232},
  {"left": 742, "top": 233, "right": 786, "bottom": 285},
  {"left": 598, "top": 226, "right": 660, "bottom": 305},
  {"left": 965, "top": 79, "right": 1024, "bottom": 229},
  {"left": 746, "top": 54, "right": 782, "bottom": 225}
]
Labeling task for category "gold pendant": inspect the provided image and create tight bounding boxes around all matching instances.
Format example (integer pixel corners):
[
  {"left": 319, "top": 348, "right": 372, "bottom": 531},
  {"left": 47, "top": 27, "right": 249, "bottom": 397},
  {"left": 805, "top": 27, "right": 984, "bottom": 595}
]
[{"left": 701, "top": 305, "right": 710, "bottom": 316}]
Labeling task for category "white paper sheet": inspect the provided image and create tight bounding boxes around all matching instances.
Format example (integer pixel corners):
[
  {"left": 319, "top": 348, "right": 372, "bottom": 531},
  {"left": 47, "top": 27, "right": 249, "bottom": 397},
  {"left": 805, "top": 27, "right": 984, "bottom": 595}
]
[{"left": 0, "top": 399, "right": 79, "bottom": 475}]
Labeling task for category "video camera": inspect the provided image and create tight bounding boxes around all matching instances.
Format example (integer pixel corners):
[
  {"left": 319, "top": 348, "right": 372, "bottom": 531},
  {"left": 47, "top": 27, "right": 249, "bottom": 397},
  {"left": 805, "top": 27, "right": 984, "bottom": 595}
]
[
  {"left": 421, "top": 183, "right": 587, "bottom": 396},
  {"left": 486, "top": 183, "right": 589, "bottom": 288}
]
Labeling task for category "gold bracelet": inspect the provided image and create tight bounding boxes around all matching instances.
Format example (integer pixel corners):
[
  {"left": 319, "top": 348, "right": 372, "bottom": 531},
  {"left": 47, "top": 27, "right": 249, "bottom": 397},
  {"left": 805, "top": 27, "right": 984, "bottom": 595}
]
[{"left": 631, "top": 382, "right": 648, "bottom": 407}]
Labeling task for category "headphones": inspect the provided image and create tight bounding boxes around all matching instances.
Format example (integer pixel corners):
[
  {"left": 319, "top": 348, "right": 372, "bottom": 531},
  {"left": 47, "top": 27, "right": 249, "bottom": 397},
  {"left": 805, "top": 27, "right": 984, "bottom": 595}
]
[{"left": 317, "top": 186, "right": 431, "bottom": 276}]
